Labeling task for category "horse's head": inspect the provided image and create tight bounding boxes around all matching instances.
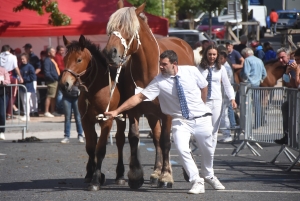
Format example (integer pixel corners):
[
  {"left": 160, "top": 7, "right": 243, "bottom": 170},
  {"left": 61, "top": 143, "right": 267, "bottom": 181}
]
[
  {"left": 60, "top": 35, "right": 92, "bottom": 92},
  {"left": 103, "top": 1, "right": 146, "bottom": 67}
]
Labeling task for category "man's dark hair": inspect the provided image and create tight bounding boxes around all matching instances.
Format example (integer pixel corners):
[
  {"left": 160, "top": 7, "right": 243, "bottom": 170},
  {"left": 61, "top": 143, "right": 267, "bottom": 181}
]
[
  {"left": 219, "top": 51, "right": 228, "bottom": 58},
  {"left": 1, "top": 45, "right": 11, "bottom": 52},
  {"left": 294, "top": 48, "right": 300, "bottom": 57},
  {"left": 202, "top": 40, "right": 209, "bottom": 45},
  {"left": 160, "top": 50, "right": 178, "bottom": 64},
  {"left": 56, "top": 45, "right": 64, "bottom": 52}
]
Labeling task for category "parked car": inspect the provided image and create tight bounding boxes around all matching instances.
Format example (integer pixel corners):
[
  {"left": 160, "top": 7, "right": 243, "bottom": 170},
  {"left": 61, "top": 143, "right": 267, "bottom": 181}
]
[
  {"left": 196, "top": 17, "right": 225, "bottom": 38},
  {"left": 276, "top": 10, "right": 300, "bottom": 29},
  {"left": 168, "top": 28, "right": 216, "bottom": 49}
]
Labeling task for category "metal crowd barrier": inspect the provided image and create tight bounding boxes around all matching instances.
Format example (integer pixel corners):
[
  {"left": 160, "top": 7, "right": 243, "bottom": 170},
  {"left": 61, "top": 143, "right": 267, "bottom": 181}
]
[
  {"left": 233, "top": 83, "right": 300, "bottom": 171},
  {"left": 0, "top": 84, "right": 28, "bottom": 140}
]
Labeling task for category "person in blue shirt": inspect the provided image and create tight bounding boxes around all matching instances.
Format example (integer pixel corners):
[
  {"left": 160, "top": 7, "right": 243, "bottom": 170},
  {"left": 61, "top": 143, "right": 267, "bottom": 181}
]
[
  {"left": 240, "top": 48, "right": 267, "bottom": 129},
  {"left": 250, "top": 40, "right": 265, "bottom": 61},
  {"left": 263, "top": 42, "right": 277, "bottom": 63},
  {"left": 19, "top": 53, "right": 36, "bottom": 121}
]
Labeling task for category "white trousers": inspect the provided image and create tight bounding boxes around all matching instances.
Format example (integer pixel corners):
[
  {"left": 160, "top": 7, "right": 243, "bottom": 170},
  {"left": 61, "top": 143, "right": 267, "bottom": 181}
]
[
  {"left": 206, "top": 99, "right": 222, "bottom": 150},
  {"left": 220, "top": 98, "right": 231, "bottom": 136},
  {"left": 30, "top": 81, "right": 38, "bottom": 113},
  {"left": 19, "top": 91, "right": 31, "bottom": 116},
  {"left": 172, "top": 116, "right": 214, "bottom": 183}
]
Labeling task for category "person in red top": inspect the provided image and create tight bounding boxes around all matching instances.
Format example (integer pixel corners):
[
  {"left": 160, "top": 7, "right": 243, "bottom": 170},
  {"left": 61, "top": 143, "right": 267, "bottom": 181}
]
[
  {"left": 53, "top": 45, "right": 65, "bottom": 115},
  {"left": 269, "top": 9, "right": 278, "bottom": 35}
]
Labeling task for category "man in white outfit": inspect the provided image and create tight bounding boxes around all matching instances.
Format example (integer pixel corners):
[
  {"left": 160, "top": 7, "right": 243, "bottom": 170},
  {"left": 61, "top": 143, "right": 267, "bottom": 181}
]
[{"left": 104, "top": 50, "right": 225, "bottom": 194}]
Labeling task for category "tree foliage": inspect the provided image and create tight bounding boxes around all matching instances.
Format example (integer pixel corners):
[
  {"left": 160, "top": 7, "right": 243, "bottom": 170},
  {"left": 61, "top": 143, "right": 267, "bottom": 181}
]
[
  {"left": 13, "top": 0, "right": 71, "bottom": 26},
  {"left": 127, "top": 0, "right": 162, "bottom": 16}
]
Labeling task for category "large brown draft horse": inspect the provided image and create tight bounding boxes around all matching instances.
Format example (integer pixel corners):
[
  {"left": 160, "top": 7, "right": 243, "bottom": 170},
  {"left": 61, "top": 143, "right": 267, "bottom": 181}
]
[
  {"left": 60, "top": 35, "right": 128, "bottom": 191},
  {"left": 103, "top": 1, "right": 194, "bottom": 189}
]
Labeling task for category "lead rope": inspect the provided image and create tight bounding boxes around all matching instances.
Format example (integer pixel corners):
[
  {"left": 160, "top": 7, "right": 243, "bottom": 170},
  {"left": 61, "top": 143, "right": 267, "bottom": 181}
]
[{"left": 96, "top": 31, "right": 141, "bottom": 121}]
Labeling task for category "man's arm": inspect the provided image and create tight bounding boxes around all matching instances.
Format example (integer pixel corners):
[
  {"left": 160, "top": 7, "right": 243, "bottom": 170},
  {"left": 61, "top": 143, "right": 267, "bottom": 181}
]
[
  {"left": 201, "top": 86, "right": 207, "bottom": 103},
  {"left": 104, "top": 93, "right": 147, "bottom": 118},
  {"left": 232, "top": 57, "right": 244, "bottom": 70}
]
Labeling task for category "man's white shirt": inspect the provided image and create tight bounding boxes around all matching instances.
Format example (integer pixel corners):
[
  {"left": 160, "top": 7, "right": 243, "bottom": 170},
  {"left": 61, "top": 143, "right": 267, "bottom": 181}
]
[{"left": 141, "top": 65, "right": 211, "bottom": 119}]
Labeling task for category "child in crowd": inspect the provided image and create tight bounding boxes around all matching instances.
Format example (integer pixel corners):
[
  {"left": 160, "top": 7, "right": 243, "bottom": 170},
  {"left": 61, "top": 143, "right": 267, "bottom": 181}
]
[{"left": 19, "top": 53, "right": 36, "bottom": 121}]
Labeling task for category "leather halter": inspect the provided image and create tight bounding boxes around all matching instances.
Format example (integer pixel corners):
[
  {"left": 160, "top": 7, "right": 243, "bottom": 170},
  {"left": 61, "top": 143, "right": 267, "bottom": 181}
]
[{"left": 63, "top": 68, "right": 88, "bottom": 92}]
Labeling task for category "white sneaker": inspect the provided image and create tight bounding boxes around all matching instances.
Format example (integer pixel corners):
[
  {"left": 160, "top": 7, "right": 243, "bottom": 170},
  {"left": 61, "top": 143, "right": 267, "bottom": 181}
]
[
  {"left": 205, "top": 176, "right": 225, "bottom": 190},
  {"left": 188, "top": 181, "right": 205, "bottom": 194},
  {"left": 44, "top": 112, "right": 54, "bottom": 118},
  {"left": 20, "top": 116, "right": 30, "bottom": 122},
  {"left": 0, "top": 132, "right": 5, "bottom": 140},
  {"left": 61, "top": 137, "right": 70, "bottom": 143},
  {"left": 78, "top": 136, "right": 84, "bottom": 143},
  {"left": 218, "top": 136, "right": 232, "bottom": 143}
]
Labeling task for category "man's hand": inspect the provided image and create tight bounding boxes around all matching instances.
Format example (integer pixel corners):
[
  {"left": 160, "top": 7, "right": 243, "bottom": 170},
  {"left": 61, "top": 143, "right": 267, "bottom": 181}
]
[
  {"left": 18, "top": 77, "right": 24, "bottom": 84},
  {"left": 104, "top": 110, "right": 119, "bottom": 119},
  {"left": 231, "top": 99, "right": 237, "bottom": 109}
]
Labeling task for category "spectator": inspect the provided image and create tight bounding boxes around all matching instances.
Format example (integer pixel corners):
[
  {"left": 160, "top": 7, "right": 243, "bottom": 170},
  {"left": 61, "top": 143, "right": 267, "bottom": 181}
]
[
  {"left": 218, "top": 51, "right": 236, "bottom": 142},
  {"left": 274, "top": 48, "right": 300, "bottom": 144},
  {"left": 240, "top": 48, "right": 267, "bottom": 129},
  {"left": 269, "top": 9, "right": 278, "bottom": 35},
  {"left": 19, "top": 53, "right": 36, "bottom": 121},
  {"left": 263, "top": 42, "right": 277, "bottom": 63},
  {"left": 23, "top": 43, "right": 41, "bottom": 117},
  {"left": 250, "top": 40, "right": 265, "bottom": 61},
  {"left": 0, "top": 45, "right": 23, "bottom": 120},
  {"left": 198, "top": 45, "right": 236, "bottom": 149},
  {"left": 53, "top": 45, "right": 65, "bottom": 115},
  {"left": 0, "top": 66, "right": 11, "bottom": 140},
  {"left": 37, "top": 50, "right": 47, "bottom": 113},
  {"left": 60, "top": 82, "right": 84, "bottom": 143},
  {"left": 199, "top": 40, "right": 211, "bottom": 56},
  {"left": 233, "top": 35, "right": 248, "bottom": 54},
  {"left": 43, "top": 47, "right": 59, "bottom": 118}
]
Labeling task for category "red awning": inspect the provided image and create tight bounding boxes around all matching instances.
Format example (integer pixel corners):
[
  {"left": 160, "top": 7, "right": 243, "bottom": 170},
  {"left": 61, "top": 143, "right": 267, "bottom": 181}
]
[{"left": 0, "top": 0, "right": 168, "bottom": 37}]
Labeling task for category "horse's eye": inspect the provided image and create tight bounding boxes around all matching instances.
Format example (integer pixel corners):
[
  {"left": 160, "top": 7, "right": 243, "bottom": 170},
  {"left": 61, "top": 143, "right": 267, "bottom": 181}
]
[{"left": 77, "top": 58, "right": 82, "bottom": 63}]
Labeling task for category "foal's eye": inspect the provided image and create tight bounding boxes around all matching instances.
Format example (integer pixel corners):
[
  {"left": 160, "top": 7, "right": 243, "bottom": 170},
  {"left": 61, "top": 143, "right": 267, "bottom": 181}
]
[{"left": 77, "top": 58, "right": 82, "bottom": 63}]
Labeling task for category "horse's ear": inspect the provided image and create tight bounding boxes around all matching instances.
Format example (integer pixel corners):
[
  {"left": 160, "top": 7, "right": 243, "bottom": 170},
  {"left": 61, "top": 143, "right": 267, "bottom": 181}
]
[
  {"left": 63, "top": 35, "right": 70, "bottom": 46},
  {"left": 79, "top": 35, "right": 86, "bottom": 51},
  {"left": 117, "top": 0, "right": 124, "bottom": 9},
  {"left": 135, "top": 2, "right": 146, "bottom": 15}
]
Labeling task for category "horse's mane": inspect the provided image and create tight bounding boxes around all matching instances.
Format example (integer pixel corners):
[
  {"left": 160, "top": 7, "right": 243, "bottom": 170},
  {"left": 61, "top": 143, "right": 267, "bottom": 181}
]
[
  {"left": 66, "top": 39, "right": 106, "bottom": 65},
  {"left": 264, "top": 58, "right": 279, "bottom": 66},
  {"left": 106, "top": 7, "right": 147, "bottom": 38}
]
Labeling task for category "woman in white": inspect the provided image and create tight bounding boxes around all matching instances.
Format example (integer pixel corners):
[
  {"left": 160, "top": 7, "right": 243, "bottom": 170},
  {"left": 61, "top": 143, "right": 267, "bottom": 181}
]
[{"left": 198, "top": 45, "right": 237, "bottom": 150}]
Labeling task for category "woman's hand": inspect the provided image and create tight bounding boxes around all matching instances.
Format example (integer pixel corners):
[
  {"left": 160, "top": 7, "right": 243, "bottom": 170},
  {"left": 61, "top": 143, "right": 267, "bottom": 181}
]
[{"left": 231, "top": 99, "right": 237, "bottom": 109}]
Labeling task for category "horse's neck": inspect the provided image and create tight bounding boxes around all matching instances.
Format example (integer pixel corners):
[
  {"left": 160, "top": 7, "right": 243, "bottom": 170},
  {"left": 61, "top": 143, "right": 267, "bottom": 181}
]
[{"left": 268, "top": 62, "right": 286, "bottom": 80}]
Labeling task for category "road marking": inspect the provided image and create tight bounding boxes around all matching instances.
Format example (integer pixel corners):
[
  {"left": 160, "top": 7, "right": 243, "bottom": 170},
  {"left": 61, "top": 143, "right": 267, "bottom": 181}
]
[
  {"left": 170, "top": 154, "right": 255, "bottom": 157},
  {"left": 219, "top": 190, "right": 300, "bottom": 193},
  {"left": 146, "top": 148, "right": 155, "bottom": 152},
  {"left": 139, "top": 142, "right": 145, "bottom": 146},
  {"left": 170, "top": 160, "right": 178, "bottom": 165},
  {"left": 0, "top": 153, "right": 6, "bottom": 156}
]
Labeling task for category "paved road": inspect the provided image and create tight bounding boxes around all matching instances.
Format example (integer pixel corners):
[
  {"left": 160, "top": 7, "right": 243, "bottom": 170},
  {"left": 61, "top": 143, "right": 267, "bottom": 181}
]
[{"left": 1, "top": 118, "right": 300, "bottom": 201}]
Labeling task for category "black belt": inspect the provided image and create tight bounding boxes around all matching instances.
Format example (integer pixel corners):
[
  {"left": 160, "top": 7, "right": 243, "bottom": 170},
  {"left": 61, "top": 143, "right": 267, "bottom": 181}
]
[{"left": 192, "top": 113, "right": 212, "bottom": 119}]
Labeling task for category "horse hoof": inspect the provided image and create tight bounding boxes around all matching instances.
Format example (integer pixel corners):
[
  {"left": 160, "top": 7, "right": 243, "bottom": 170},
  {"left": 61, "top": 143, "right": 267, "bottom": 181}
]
[
  {"left": 87, "top": 184, "right": 100, "bottom": 191},
  {"left": 128, "top": 177, "right": 144, "bottom": 189},
  {"left": 157, "top": 181, "right": 173, "bottom": 188},
  {"left": 182, "top": 168, "right": 189, "bottom": 182},
  {"left": 84, "top": 178, "right": 92, "bottom": 183},
  {"left": 149, "top": 177, "right": 159, "bottom": 185},
  {"left": 100, "top": 173, "right": 106, "bottom": 185},
  {"left": 115, "top": 179, "right": 126, "bottom": 185}
]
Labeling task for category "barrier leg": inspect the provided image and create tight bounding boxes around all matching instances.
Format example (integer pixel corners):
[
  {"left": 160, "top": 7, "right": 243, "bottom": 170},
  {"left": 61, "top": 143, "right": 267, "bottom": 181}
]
[
  {"left": 270, "top": 145, "right": 286, "bottom": 164},
  {"left": 285, "top": 154, "right": 300, "bottom": 172},
  {"left": 22, "top": 127, "right": 26, "bottom": 140},
  {"left": 255, "top": 142, "right": 263, "bottom": 150},
  {"left": 232, "top": 141, "right": 246, "bottom": 156},
  {"left": 283, "top": 149, "right": 297, "bottom": 163},
  {"left": 246, "top": 142, "right": 261, "bottom": 156}
]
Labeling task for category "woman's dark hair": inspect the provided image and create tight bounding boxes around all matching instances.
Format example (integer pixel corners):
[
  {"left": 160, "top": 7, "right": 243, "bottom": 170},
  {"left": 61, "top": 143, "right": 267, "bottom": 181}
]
[
  {"left": 199, "top": 45, "right": 221, "bottom": 70},
  {"left": 294, "top": 48, "right": 300, "bottom": 57}
]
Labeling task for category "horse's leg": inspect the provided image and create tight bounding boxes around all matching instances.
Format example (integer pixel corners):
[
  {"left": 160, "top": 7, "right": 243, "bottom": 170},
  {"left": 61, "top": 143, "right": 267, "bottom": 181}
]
[
  {"left": 158, "top": 115, "right": 174, "bottom": 188},
  {"left": 81, "top": 117, "right": 97, "bottom": 184},
  {"left": 87, "top": 120, "right": 112, "bottom": 191},
  {"left": 115, "top": 118, "right": 126, "bottom": 185},
  {"left": 145, "top": 114, "right": 163, "bottom": 185},
  {"left": 127, "top": 113, "right": 144, "bottom": 189}
]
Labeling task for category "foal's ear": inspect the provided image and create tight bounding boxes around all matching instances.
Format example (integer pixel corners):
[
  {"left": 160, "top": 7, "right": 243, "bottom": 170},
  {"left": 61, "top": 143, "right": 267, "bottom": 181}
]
[
  {"left": 79, "top": 35, "right": 86, "bottom": 51},
  {"left": 117, "top": 0, "right": 124, "bottom": 9},
  {"left": 135, "top": 2, "right": 146, "bottom": 15},
  {"left": 63, "top": 35, "right": 70, "bottom": 46}
]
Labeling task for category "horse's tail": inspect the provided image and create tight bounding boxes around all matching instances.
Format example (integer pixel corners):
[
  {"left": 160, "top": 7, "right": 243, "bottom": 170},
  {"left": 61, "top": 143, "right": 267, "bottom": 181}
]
[{"left": 193, "top": 47, "right": 202, "bottom": 66}]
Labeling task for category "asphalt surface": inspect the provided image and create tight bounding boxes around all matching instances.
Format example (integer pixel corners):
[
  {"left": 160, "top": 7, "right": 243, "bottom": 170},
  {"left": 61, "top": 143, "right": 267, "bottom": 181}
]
[{"left": 1, "top": 115, "right": 300, "bottom": 201}]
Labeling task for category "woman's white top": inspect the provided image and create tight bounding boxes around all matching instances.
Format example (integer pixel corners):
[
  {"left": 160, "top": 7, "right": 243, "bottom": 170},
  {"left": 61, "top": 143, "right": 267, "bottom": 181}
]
[{"left": 198, "top": 64, "right": 235, "bottom": 101}]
